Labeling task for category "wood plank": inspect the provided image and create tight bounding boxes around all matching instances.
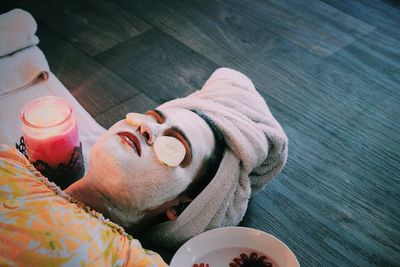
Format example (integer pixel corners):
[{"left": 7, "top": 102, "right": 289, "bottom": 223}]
[
  {"left": 243, "top": 31, "right": 400, "bottom": 265},
  {"left": 95, "top": 28, "right": 220, "bottom": 104},
  {"left": 36, "top": 25, "right": 141, "bottom": 117},
  {"left": 13, "top": 0, "right": 151, "bottom": 56},
  {"left": 94, "top": 94, "right": 158, "bottom": 129},
  {"left": 196, "top": 0, "right": 375, "bottom": 57},
  {"left": 114, "top": 0, "right": 374, "bottom": 58},
  {"left": 322, "top": 0, "right": 400, "bottom": 40},
  {"left": 242, "top": 120, "right": 400, "bottom": 266},
  {"left": 252, "top": 28, "right": 400, "bottom": 197},
  {"left": 113, "top": 0, "right": 283, "bottom": 66}
]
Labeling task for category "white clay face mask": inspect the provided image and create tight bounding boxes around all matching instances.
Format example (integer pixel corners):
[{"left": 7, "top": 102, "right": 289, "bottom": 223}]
[
  {"left": 126, "top": 112, "right": 186, "bottom": 167},
  {"left": 153, "top": 136, "right": 186, "bottom": 167},
  {"left": 126, "top": 112, "right": 156, "bottom": 127}
]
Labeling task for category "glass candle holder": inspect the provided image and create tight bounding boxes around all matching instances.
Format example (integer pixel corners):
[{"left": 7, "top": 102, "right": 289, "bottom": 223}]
[{"left": 20, "top": 96, "right": 84, "bottom": 186}]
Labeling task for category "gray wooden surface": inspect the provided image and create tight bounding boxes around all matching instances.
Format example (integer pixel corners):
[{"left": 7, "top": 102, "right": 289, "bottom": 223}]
[{"left": 2, "top": 0, "right": 400, "bottom": 265}]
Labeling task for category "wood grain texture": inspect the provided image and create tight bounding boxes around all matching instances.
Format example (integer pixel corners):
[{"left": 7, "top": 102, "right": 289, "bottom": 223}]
[
  {"left": 198, "top": 0, "right": 375, "bottom": 57},
  {"left": 113, "top": 0, "right": 283, "bottom": 69},
  {"left": 13, "top": 0, "right": 151, "bottom": 56},
  {"left": 94, "top": 93, "right": 158, "bottom": 129},
  {"left": 2, "top": 0, "right": 400, "bottom": 265},
  {"left": 114, "top": 0, "right": 374, "bottom": 58},
  {"left": 241, "top": 24, "right": 400, "bottom": 267},
  {"left": 35, "top": 25, "right": 141, "bottom": 117},
  {"left": 95, "top": 28, "right": 219, "bottom": 104},
  {"left": 323, "top": 0, "right": 400, "bottom": 39}
]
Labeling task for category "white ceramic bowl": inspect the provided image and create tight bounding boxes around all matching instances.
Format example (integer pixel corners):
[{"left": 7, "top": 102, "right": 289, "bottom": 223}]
[{"left": 170, "top": 227, "right": 299, "bottom": 267}]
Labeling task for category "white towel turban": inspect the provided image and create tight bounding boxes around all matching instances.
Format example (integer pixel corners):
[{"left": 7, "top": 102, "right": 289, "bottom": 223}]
[{"left": 140, "top": 68, "right": 288, "bottom": 249}]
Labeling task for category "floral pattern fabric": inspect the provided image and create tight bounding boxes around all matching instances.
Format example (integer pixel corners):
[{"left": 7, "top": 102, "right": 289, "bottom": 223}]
[{"left": 0, "top": 144, "right": 167, "bottom": 267}]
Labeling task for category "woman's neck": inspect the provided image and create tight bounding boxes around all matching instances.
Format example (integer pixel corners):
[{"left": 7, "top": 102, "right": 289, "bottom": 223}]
[
  {"left": 64, "top": 176, "right": 116, "bottom": 221},
  {"left": 63, "top": 173, "right": 170, "bottom": 233}
]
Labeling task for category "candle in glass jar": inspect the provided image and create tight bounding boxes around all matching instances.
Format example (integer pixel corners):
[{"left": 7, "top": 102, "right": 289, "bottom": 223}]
[{"left": 21, "top": 96, "right": 79, "bottom": 168}]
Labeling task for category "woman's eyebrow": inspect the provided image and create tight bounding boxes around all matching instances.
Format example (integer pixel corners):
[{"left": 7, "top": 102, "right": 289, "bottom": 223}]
[
  {"left": 146, "top": 109, "right": 166, "bottom": 123},
  {"left": 170, "top": 126, "right": 192, "bottom": 152},
  {"left": 153, "top": 109, "right": 166, "bottom": 121}
]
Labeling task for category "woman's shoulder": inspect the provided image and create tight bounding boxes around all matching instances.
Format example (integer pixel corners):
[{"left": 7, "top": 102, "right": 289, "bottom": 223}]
[
  {"left": 0, "top": 144, "right": 34, "bottom": 188},
  {"left": 0, "top": 144, "right": 167, "bottom": 266},
  {"left": 0, "top": 144, "right": 30, "bottom": 165}
]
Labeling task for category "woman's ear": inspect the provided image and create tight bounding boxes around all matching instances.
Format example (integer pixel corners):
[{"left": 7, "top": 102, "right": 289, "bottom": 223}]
[
  {"left": 165, "top": 197, "right": 192, "bottom": 221},
  {"left": 166, "top": 207, "right": 178, "bottom": 221}
]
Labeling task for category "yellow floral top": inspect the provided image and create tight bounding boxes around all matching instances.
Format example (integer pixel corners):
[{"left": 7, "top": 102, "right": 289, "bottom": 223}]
[{"left": 0, "top": 144, "right": 167, "bottom": 267}]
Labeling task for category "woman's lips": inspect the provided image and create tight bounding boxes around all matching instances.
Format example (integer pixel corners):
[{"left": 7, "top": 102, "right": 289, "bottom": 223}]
[{"left": 117, "top": 131, "right": 142, "bottom": 157}]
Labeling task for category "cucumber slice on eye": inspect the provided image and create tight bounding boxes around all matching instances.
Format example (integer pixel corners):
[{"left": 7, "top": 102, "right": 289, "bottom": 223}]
[
  {"left": 153, "top": 136, "right": 186, "bottom": 167},
  {"left": 126, "top": 113, "right": 156, "bottom": 127}
]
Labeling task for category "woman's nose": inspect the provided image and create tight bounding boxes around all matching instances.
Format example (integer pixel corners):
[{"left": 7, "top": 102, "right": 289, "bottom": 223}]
[{"left": 138, "top": 121, "right": 162, "bottom": 145}]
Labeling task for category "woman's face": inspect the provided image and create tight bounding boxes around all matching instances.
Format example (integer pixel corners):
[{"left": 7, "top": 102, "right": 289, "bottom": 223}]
[{"left": 88, "top": 108, "right": 216, "bottom": 225}]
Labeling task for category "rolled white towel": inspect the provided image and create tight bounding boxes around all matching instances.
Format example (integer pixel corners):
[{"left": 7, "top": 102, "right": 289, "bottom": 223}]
[
  {"left": 0, "top": 9, "right": 49, "bottom": 96},
  {"left": 0, "top": 9, "right": 39, "bottom": 57},
  {"left": 0, "top": 45, "right": 49, "bottom": 96}
]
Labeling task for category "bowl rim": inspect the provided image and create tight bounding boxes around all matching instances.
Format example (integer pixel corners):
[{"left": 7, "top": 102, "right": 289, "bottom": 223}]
[{"left": 170, "top": 226, "right": 300, "bottom": 267}]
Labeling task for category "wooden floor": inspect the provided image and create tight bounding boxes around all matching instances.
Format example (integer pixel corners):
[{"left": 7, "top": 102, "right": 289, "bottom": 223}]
[{"left": 3, "top": 0, "right": 400, "bottom": 265}]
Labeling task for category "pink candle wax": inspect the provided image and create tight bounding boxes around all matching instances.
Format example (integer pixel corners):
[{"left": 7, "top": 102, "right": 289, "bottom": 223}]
[{"left": 21, "top": 96, "right": 79, "bottom": 168}]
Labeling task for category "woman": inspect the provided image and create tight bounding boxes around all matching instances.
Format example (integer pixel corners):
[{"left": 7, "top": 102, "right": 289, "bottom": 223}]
[
  {"left": 65, "top": 107, "right": 225, "bottom": 233},
  {"left": 0, "top": 68, "right": 288, "bottom": 265},
  {"left": 0, "top": 107, "right": 223, "bottom": 266}
]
